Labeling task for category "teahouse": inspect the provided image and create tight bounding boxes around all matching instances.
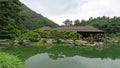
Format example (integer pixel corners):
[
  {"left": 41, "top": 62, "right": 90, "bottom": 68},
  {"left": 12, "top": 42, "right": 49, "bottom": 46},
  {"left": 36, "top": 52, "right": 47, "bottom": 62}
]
[
  {"left": 56, "top": 26, "right": 105, "bottom": 37},
  {"left": 40, "top": 26, "right": 105, "bottom": 41}
]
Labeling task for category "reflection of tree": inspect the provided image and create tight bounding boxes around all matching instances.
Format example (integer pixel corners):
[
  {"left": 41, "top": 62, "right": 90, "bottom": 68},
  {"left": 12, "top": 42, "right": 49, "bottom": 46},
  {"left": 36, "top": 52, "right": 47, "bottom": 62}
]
[
  {"left": 2, "top": 45, "right": 120, "bottom": 61},
  {"left": 46, "top": 46, "right": 120, "bottom": 60},
  {"left": 47, "top": 46, "right": 77, "bottom": 60},
  {"left": 48, "top": 51, "right": 64, "bottom": 60}
]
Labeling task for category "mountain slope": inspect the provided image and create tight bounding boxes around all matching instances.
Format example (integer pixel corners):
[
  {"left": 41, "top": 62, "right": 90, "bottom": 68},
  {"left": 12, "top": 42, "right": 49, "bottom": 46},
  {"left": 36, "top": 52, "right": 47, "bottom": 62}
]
[{"left": 20, "top": 4, "right": 59, "bottom": 30}]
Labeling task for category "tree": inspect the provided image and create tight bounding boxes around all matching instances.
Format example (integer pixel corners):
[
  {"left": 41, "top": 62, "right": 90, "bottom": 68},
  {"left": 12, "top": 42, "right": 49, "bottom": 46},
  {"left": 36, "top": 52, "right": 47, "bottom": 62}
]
[
  {"left": 74, "top": 19, "right": 80, "bottom": 26},
  {"left": 18, "top": 31, "right": 40, "bottom": 42},
  {"left": 0, "top": 0, "right": 25, "bottom": 39},
  {"left": 63, "top": 19, "right": 73, "bottom": 26}
]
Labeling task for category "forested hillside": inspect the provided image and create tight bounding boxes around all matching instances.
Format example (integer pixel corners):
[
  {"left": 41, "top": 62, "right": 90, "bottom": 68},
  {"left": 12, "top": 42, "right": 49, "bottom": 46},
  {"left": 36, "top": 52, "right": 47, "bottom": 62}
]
[
  {"left": 20, "top": 4, "right": 59, "bottom": 30},
  {"left": 0, "top": 0, "right": 58, "bottom": 39}
]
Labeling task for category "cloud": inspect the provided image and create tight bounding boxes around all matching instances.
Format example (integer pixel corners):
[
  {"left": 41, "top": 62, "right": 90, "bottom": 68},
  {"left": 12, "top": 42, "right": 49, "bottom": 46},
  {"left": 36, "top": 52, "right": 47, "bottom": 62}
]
[
  {"left": 20, "top": 0, "right": 86, "bottom": 15},
  {"left": 20, "top": 0, "right": 120, "bottom": 25}
]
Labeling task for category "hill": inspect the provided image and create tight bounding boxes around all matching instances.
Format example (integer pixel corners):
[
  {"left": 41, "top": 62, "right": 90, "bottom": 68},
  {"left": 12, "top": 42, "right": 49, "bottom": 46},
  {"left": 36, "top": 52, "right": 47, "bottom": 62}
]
[
  {"left": 20, "top": 3, "right": 59, "bottom": 30},
  {"left": 0, "top": 0, "right": 58, "bottom": 39}
]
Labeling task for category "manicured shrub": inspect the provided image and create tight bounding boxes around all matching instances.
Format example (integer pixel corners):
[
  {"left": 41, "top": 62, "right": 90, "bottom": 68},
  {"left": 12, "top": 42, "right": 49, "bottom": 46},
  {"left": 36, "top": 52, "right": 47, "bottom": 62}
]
[
  {"left": 0, "top": 52, "right": 24, "bottom": 68},
  {"left": 34, "top": 30, "right": 82, "bottom": 45},
  {"left": 35, "top": 30, "right": 81, "bottom": 41},
  {"left": 35, "top": 30, "right": 51, "bottom": 38},
  {"left": 18, "top": 31, "right": 40, "bottom": 42}
]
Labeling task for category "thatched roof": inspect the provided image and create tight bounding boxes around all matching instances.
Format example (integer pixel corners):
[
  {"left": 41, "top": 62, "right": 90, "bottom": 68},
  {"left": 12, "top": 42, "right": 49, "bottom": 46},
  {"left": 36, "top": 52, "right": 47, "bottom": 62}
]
[
  {"left": 56, "top": 26, "right": 104, "bottom": 32},
  {"left": 40, "top": 26, "right": 104, "bottom": 33},
  {"left": 40, "top": 27, "right": 53, "bottom": 31}
]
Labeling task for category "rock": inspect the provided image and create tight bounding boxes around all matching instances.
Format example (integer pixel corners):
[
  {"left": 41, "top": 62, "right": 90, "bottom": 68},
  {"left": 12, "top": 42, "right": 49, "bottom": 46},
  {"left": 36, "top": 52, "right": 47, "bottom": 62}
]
[
  {"left": 41, "top": 38, "right": 47, "bottom": 41},
  {"left": 95, "top": 42, "right": 104, "bottom": 47},
  {"left": 0, "top": 43, "right": 9, "bottom": 46},
  {"left": 59, "top": 39, "right": 65, "bottom": 42},
  {"left": 13, "top": 40, "right": 19, "bottom": 46},
  {"left": 47, "top": 39, "right": 53, "bottom": 44},
  {"left": 84, "top": 43, "right": 91, "bottom": 46},
  {"left": 82, "top": 41, "right": 105, "bottom": 47},
  {"left": 13, "top": 43, "right": 19, "bottom": 46},
  {"left": 91, "top": 43, "right": 97, "bottom": 46},
  {"left": 22, "top": 40, "right": 29, "bottom": 46},
  {"left": 66, "top": 40, "right": 74, "bottom": 44},
  {"left": 0, "top": 39, "right": 9, "bottom": 46},
  {"left": 75, "top": 40, "right": 88, "bottom": 46},
  {"left": 106, "top": 38, "right": 118, "bottom": 43}
]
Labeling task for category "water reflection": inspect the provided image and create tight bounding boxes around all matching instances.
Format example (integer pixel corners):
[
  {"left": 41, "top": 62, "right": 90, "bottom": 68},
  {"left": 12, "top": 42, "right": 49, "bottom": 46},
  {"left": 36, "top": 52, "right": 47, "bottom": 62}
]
[
  {"left": 45, "top": 46, "right": 120, "bottom": 60},
  {"left": 25, "top": 53, "right": 120, "bottom": 68}
]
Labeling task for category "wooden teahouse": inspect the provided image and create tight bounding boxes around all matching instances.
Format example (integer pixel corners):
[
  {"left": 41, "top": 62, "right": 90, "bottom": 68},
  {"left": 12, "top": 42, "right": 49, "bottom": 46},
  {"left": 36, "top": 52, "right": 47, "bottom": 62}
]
[
  {"left": 40, "top": 26, "right": 105, "bottom": 42},
  {"left": 57, "top": 26, "right": 104, "bottom": 37}
]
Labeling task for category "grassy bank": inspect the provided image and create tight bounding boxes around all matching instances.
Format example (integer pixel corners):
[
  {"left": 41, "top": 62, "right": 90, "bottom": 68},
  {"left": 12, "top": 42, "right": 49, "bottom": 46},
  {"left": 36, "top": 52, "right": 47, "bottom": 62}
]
[{"left": 0, "top": 43, "right": 120, "bottom": 61}]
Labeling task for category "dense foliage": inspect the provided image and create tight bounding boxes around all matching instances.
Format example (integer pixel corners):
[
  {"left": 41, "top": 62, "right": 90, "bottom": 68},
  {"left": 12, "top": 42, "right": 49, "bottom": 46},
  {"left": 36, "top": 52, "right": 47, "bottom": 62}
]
[
  {"left": 35, "top": 30, "right": 81, "bottom": 40},
  {"left": 0, "top": 52, "right": 24, "bottom": 68},
  {"left": 0, "top": 0, "right": 25, "bottom": 39},
  {"left": 17, "top": 30, "right": 81, "bottom": 44},
  {"left": 18, "top": 31, "right": 40, "bottom": 42}
]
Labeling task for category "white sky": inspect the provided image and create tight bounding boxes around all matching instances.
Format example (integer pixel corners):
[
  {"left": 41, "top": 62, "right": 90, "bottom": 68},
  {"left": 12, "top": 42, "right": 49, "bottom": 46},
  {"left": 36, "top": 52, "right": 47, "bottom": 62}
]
[{"left": 20, "top": 0, "right": 120, "bottom": 25}]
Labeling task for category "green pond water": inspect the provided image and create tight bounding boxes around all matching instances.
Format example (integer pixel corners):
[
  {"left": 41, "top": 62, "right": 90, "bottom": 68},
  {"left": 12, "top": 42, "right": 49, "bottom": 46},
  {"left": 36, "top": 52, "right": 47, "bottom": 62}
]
[{"left": 25, "top": 53, "right": 120, "bottom": 68}]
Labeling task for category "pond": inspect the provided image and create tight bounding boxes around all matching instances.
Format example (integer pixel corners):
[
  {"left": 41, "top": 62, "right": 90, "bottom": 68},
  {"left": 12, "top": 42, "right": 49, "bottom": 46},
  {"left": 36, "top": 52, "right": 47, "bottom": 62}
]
[{"left": 25, "top": 53, "right": 120, "bottom": 68}]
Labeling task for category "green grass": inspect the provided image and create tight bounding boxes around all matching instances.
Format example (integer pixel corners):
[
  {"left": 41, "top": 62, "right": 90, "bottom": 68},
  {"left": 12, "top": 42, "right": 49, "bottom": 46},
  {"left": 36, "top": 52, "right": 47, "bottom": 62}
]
[
  {"left": 30, "top": 41, "right": 46, "bottom": 46},
  {"left": 0, "top": 52, "right": 24, "bottom": 68},
  {"left": 1, "top": 43, "right": 120, "bottom": 61}
]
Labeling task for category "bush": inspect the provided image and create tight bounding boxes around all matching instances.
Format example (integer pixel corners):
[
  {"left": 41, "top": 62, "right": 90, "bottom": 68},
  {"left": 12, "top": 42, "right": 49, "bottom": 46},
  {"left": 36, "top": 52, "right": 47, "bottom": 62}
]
[
  {"left": 86, "top": 35, "right": 94, "bottom": 44},
  {"left": 18, "top": 31, "right": 40, "bottom": 42},
  {"left": 36, "top": 30, "right": 81, "bottom": 40},
  {"left": 0, "top": 52, "right": 24, "bottom": 68},
  {"left": 35, "top": 30, "right": 51, "bottom": 38}
]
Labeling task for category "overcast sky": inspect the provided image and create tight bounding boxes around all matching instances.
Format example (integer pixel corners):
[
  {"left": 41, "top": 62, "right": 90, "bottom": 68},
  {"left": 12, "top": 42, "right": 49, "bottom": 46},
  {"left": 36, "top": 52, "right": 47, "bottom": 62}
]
[{"left": 20, "top": 0, "right": 120, "bottom": 25}]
